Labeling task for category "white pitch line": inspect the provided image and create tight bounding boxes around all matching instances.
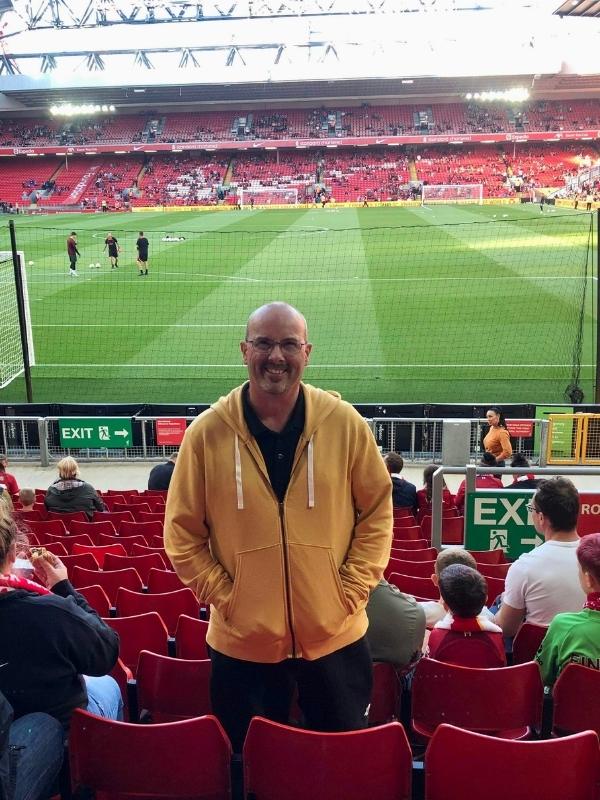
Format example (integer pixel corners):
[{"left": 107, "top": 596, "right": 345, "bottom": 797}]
[
  {"left": 27, "top": 275, "right": 595, "bottom": 284},
  {"left": 35, "top": 363, "right": 596, "bottom": 369},
  {"left": 36, "top": 323, "right": 245, "bottom": 328}
]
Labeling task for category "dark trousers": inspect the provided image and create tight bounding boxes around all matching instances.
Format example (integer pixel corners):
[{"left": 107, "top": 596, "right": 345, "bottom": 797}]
[{"left": 209, "top": 635, "right": 373, "bottom": 752}]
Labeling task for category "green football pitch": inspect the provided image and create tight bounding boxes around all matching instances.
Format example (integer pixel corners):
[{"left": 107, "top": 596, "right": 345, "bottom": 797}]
[{"left": 0, "top": 203, "right": 596, "bottom": 405}]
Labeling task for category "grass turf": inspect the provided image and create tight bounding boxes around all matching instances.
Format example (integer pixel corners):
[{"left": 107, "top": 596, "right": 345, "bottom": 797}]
[{"left": 0, "top": 203, "right": 596, "bottom": 405}]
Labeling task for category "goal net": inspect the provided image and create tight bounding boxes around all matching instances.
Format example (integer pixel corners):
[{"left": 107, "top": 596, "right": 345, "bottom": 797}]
[
  {"left": 0, "top": 251, "right": 35, "bottom": 388},
  {"left": 421, "top": 184, "right": 484, "bottom": 205},
  {"left": 238, "top": 187, "right": 299, "bottom": 208}
]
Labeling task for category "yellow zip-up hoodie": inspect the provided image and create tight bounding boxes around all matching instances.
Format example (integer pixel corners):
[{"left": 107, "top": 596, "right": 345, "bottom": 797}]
[{"left": 164, "top": 382, "right": 392, "bottom": 663}]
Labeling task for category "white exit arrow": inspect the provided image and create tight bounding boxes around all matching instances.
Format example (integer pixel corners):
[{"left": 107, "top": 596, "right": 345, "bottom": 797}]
[
  {"left": 114, "top": 429, "right": 129, "bottom": 438},
  {"left": 521, "top": 531, "right": 544, "bottom": 548}
]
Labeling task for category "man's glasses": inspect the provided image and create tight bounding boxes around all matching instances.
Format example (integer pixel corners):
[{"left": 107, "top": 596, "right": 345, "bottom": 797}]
[
  {"left": 526, "top": 503, "right": 539, "bottom": 513},
  {"left": 246, "top": 338, "right": 307, "bottom": 354}
]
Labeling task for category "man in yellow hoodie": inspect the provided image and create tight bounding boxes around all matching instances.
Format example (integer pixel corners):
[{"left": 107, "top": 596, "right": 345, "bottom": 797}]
[{"left": 164, "top": 302, "right": 392, "bottom": 751}]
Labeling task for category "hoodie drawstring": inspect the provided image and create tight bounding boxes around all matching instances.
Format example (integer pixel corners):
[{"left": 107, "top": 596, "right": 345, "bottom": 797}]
[
  {"left": 234, "top": 434, "right": 244, "bottom": 510},
  {"left": 307, "top": 435, "right": 315, "bottom": 508}
]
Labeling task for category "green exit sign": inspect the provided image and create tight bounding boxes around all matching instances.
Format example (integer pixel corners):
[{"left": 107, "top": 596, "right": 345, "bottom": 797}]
[
  {"left": 58, "top": 418, "right": 133, "bottom": 449},
  {"left": 465, "top": 489, "right": 544, "bottom": 560}
]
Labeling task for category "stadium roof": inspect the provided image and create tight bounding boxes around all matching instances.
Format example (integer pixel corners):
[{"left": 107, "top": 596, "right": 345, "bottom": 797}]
[
  {"left": 555, "top": 0, "right": 600, "bottom": 17},
  {"left": 0, "top": 0, "right": 599, "bottom": 111}
]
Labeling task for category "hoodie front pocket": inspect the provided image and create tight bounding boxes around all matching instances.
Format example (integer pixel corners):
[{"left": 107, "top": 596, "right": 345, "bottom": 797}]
[
  {"left": 288, "top": 544, "right": 351, "bottom": 644},
  {"left": 225, "top": 544, "right": 288, "bottom": 643}
]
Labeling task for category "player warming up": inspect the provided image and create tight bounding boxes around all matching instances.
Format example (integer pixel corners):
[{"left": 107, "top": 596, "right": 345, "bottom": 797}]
[
  {"left": 104, "top": 232, "right": 120, "bottom": 269},
  {"left": 136, "top": 231, "right": 149, "bottom": 276},
  {"left": 66, "top": 231, "right": 80, "bottom": 277}
]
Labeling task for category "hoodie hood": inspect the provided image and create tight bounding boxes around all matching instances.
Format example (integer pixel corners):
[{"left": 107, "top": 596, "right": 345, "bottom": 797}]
[
  {"left": 210, "top": 381, "right": 341, "bottom": 440},
  {"left": 209, "top": 382, "right": 343, "bottom": 511},
  {"left": 48, "top": 479, "right": 86, "bottom": 496}
]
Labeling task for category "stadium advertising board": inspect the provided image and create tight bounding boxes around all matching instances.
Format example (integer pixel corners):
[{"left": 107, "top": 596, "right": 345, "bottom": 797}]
[
  {"left": 505, "top": 419, "right": 534, "bottom": 438},
  {"left": 58, "top": 418, "right": 132, "bottom": 448},
  {"left": 465, "top": 489, "right": 543, "bottom": 559},
  {"left": 155, "top": 418, "right": 187, "bottom": 446},
  {"left": 579, "top": 494, "right": 600, "bottom": 535}
]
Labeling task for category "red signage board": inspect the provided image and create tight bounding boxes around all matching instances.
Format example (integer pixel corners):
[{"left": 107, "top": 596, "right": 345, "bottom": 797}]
[
  {"left": 506, "top": 420, "right": 534, "bottom": 438},
  {"left": 578, "top": 493, "right": 600, "bottom": 536},
  {"left": 155, "top": 418, "right": 187, "bottom": 446}
]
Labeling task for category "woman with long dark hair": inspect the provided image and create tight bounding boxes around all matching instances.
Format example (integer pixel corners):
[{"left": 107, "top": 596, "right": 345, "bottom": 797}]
[{"left": 483, "top": 406, "right": 512, "bottom": 467}]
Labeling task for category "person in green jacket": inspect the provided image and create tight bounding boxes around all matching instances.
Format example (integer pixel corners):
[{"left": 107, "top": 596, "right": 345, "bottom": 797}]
[{"left": 535, "top": 533, "right": 600, "bottom": 686}]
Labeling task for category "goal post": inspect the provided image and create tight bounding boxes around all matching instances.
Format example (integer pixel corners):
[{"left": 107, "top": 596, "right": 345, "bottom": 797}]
[
  {"left": 0, "top": 249, "right": 35, "bottom": 389},
  {"left": 421, "top": 184, "right": 484, "bottom": 205},
  {"left": 237, "top": 186, "right": 299, "bottom": 208}
]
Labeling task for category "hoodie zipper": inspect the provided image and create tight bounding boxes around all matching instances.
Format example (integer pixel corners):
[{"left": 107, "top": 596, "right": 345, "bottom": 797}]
[{"left": 278, "top": 501, "right": 297, "bottom": 658}]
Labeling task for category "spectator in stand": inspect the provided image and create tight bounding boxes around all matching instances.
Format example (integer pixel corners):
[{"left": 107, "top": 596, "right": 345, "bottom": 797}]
[
  {"left": 148, "top": 452, "right": 178, "bottom": 491},
  {"left": 17, "top": 488, "right": 35, "bottom": 512},
  {"left": 416, "top": 464, "right": 455, "bottom": 518},
  {"left": 535, "top": 533, "right": 600, "bottom": 686},
  {"left": 383, "top": 452, "right": 417, "bottom": 514},
  {"left": 454, "top": 452, "right": 503, "bottom": 514},
  {"left": 419, "top": 548, "right": 495, "bottom": 628},
  {"left": 0, "top": 457, "right": 18, "bottom": 497},
  {"left": 483, "top": 406, "right": 512, "bottom": 466},
  {"left": 427, "top": 564, "right": 505, "bottom": 667},
  {"left": 366, "top": 579, "right": 425, "bottom": 671},
  {"left": 0, "top": 689, "right": 64, "bottom": 800},
  {"left": 0, "top": 507, "right": 121, "bottom": 729},
  {"left": 504, "top": 453, "right": 540, "bottom": 491},
  {"left": 494, "top": 478, "right": 585, "bottom": 637},
  {"left": 44, "top": 457, "right": 106, "bottom": 520}
]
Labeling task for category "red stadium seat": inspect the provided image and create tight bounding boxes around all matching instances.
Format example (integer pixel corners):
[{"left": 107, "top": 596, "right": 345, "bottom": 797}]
[
  {"left": 243, "top": 717, "right": 412, "bottom": 800},
  {"left": 113, "top": 502, "right": 152, "bottom": 515},
  {"left": 476, "top": 562, "right": 510, "bottom": 579},
  {"left": 69, "top": 710, "right": 232, "bottom": 799},
  {"left": 98, "top": 533, "right": 149, "bottom": 553},
  {"left": 61, "top": 552, "right": 100, "bottom": 573},
  {"left": 68, "top": 520, "right": 117, "bottom": 542},
  {"left": 116, "top": 587, "right": 200, "bottom": 636},
  {"left": 552, "top": 663, "right": 600, "bottom": 737},
  {"left": 174, "top": 615, "right": 209, "bottom": 660},
  {"left": 43, "top": 541, "right": 68, "bottom": 558},
  {"left": 386, "top": 559, "right": 436, "bottom": 579},
  {"left": 104, "top": 612, "right": 169, "bottom": 677},
  {"left": 76, "top": 584, "right": 111, "bottom": 617},
  {"left": 120, "top": 520, "right": 164, "bottom": 539},
  {"left": 388, "top": 572, "right": 438, "bottom": 601},
  {"left": 389, "top": 547, "right": 437, "bottom": 562},
  {"left": 43, "top": 532, "right": 94, "bottom": 552},
  {"left": 24, "top": 519, "right": 68, "bottom": 538},
  {"left": 389, "top": 539, "right": 429, "bottom": 552},
  {"left": 131, "top": 544, "right": 171, "bottom": 570},
  {"left": 369, "top": 662, "right": 401, "bottom": 726},
  {"left": 512, "top": 623, "right": 547, "bottom": 665},
  {"left": 392, "top": 526, "right": 423, "bottom": 541},
  {"left": 425, "top": 724, "right": 599, "bottom": 800},
  {"left": 412, "top": 659, "right": 543, "bottom": 740},
  {"left": 71, "top": 542, "right": 127, "bottom": 569},
  {"left": 467, "top": 549, "right": 506, "bottom": 564},
  {"left": 136, "top": 651, "right": 212, "bottom": 723},
  {"left": 110, "top": 658, "right": 134, "bottom": 722},
  {"left": 146, "top": 568, "right": 184, "bottom": 594},
  {"left": 71, "top": 566, "right": 143, "bottom": 606},
  {"left": 103, "top": 553, "right": 166, "bottom": 585},
  {"left": 94, "top": 511, "right": 135, "bottom": 527}
]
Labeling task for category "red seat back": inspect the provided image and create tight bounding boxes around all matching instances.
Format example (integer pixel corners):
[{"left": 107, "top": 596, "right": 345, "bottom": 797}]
[
  {"left": 69, "top": 520, "right": 117, "bottom": 542},
  {"left": 116, "top": 587, "right": 199, "bottom": 636},
  {"left": 388, "top": 572, "right": 439, "bottom": 601},
  {"left": 412, "top": 658, "right": 543, "bottom": 739},
  {"left": 24, "top": 519, "right": 68, "bottom": 537},
  {"left": 147, "top": 568, "right": 184, "bottom": 594},
  {"left": 69, "top": 710, "right": 232, "bottom": 799},
  {"left": 71, "top": 566, "right": 143, "bottom": 606},
  {"left": 76, "top": 584, "right": 111, "bottom": 617},
  {"left": 467, "top": 549, "right": 506, "bottom": 564},
  {"left": 243, "top": 717, "right": 412, "bottom": 800},
  {"left": 132, "top": 544, "right": 171, "bottom": 570},
  {"left": 553, "top": 663, "right": 600, "bottom": 736},
  {"left": 120, "top": 520, "right": 164, "bottom": 539},
  {"left": 512, "top": 623, "right": 548, "bottom": 665},
  {"left": 47, "top": 511, "right": 89, "bottom": 528},
  {"left": 136, "top": 651, "right": 212, "bottom": 723},
  {"left": 104, "top": 553, "right": 166, "bottom": 585},
  {"left": 104, "top": 612, "right": 169, "bottom": 677},
  {"left": 386, "top": 559, "right": 436, "bottom": 579},
  {"left": 476, "top": 562, "right": 510, "bottom": 579},
  {"left": 71, "top": 542, "right": 127, "bottom": 569},
  {"left": 61, "top": 552, "right": 100, "bottom": 573},
  {"left": 389, "top": 539, "right": 429, "bottom": 552},
  {"left": 44, "top": 532, "right": 94, "bottom": 552},
  {"left": 392, "top": 526, "right": 423, "bottom": 541},
  {"left": 390, "top": 546, "right": 437, "bottom": 561},
  {"left": 43, "top": 541, "right": 69, "bottom": 557},
  {"left": 425, "top": 724, "right": 600, "bottom": 800},
  {"left": 98, "top": 533, "right": 149, "bottom": 554},
  {"left": 174, "top": 615, "right": 209, "bottom": 660}
]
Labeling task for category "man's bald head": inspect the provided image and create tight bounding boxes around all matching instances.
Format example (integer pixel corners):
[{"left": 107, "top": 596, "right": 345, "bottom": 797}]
[{"left": 245, "top": 302, "right": 308, "bottom": 340}]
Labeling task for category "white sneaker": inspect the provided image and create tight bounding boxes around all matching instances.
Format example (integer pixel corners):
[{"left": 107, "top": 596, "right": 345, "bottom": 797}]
[{"left": 70, "top": 270, "right": 78, "bottom": 277}]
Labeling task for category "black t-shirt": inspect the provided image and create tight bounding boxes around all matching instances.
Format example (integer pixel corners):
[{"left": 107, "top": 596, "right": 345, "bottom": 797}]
[
  {"left": 136, "top": 237, "right": 149, "bottom": 257},
  {"left": 242, "top": 384, "right": 305, "bottom": 503},
  {"left": 105, "top": 237, "right": 118, "bottom": 255}
]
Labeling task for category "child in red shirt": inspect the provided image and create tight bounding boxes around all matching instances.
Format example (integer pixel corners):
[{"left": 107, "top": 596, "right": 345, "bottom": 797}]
[{"left": 427, "top": 564, "right": 506, "bottom": 668}]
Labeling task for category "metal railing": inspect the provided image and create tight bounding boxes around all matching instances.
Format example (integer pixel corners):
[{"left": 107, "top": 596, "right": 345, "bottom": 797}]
[
  {"left": 431, "top": 464, "right": 600, "bottom": 551},
  {"left": 0, "top": 414, "right": 548, "bottom": 466}
]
